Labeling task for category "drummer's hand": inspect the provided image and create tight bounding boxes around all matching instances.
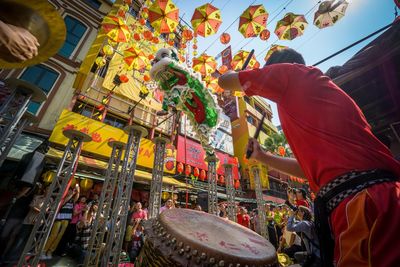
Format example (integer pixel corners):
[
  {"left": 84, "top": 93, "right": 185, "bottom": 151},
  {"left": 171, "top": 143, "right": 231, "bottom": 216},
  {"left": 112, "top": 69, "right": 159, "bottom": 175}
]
[
  {"left": 246, "top": 138, "right": 268, "bottom": 163},
  {"left": 0, "top": 20, "right": 39, "bottom": 62}
]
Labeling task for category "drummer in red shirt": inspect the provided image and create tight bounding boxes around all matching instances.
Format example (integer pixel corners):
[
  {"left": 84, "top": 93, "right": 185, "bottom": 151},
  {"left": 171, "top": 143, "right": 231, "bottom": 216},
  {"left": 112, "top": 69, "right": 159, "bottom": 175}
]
[
  {"left": 218, "top": 48, "right": 400, "bottom": 267},
  {"left": 237, "top": 207, "right": 250, "bottom": 228}
]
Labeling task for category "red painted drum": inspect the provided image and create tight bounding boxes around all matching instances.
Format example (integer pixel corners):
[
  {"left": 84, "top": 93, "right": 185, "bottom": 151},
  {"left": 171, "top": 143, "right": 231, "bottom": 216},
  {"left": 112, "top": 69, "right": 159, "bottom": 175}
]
[{"left": 136, "top": 209, "right": 277, "bottom": 267}]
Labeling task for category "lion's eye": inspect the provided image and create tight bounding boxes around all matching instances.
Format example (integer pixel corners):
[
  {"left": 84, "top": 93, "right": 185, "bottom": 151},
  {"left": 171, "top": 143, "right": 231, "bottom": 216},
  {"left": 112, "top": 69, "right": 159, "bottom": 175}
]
[{"left": 161, "top": 52, "right": 169, "bottom": 58}]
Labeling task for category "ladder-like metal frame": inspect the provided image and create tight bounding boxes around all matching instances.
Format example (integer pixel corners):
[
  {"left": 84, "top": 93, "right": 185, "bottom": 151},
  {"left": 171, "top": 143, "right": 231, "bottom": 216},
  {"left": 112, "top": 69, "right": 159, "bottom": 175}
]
[
  {"left": 17, "top": 129, "right": 92, "bottom": 267},
  {"left": 148, "top": 137, "right": 169, "bottom": 219},
  {"left": 104, "top": 125, "right": 147, "bottom": 266},
  {"left": 252, "top": 166, "right": 269, "bottom": 240},
  {"left": 83, "top": 140, "right": 126, "bottom": 267},
  {"left": 223, "top": 164, "right": 236, "bottom": 222},
  {"left": 0, "top": 79, "right": 46, "bottom": 167},
  {"left": 206, "top": 155, "right": 219, "bottom": 215}
]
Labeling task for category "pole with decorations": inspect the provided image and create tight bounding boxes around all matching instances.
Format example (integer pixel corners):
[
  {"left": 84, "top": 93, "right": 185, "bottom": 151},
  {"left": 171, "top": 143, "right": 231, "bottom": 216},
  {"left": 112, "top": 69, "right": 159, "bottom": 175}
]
[
  {"left": 104, "top": 125, "right": 147, "bottom": 266},
  {"left": 17, "top": 129, "right": 92, "bottom": 267},
  {"left": 205, "top": 154, "right": 219, "bottom": 215},
  {"left": 148, "top": 137, "right": 169, "bottom": 218},
  {"left": 252, "top": 166, "right": 269, "bottom": 240},
  {"left": 0, "top": 79, "right": 46, "bottom": 167},
  {"left": 83, "top": 140, "right": 126, "bottom": 267},
  {"left": 223, "top": 163, "right": 236, "bottom": 222}
]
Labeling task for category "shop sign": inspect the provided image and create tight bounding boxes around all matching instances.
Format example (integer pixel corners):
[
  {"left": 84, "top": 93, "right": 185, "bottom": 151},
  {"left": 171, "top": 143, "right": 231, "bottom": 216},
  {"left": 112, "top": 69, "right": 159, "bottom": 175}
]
[
  {"left": 49, "top": 110, "right": 176, "bottom": 173},
  {"left": 176, "top": 135, "right": 239, "bottom": 180}
]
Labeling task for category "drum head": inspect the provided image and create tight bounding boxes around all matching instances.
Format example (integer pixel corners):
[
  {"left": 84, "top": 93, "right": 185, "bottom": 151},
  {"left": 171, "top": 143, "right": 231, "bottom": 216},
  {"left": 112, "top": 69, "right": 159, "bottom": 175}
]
[{"left": 144, "top": 209, "right": 277, "bottom": 266}]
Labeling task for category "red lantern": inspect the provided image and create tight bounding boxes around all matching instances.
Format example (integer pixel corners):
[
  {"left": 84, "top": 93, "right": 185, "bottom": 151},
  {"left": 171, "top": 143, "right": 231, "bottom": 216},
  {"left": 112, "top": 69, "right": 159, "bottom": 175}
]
[
  {"left": 185, "top": 165, "right": 192, "bottom": 176},
  {"left": 200, "top": 169, "right": 206, "bottom": 181},
  {"left": 148, "top": 54, "right": 155, "bottom": 60},
  {"left": 133, "top": 33, "right": 141, "bottom": 41},
  {"left": 177, "top": 162, "right": 184, "bottom": 174},
  {"left": 234, "top": 180, "right": 240, "bottom": 189},
  {"left": 218, "top": 65, "right": 228, "bottom": 74},
  {"left": 143, "top": 30, "right": 153, "bottom": 40},
  {"left": 118, "top": 10, "right": 126, "bottom": 17},
  {"left": 168, "top": 40, "right": 175, "bottom": 46},
  {"left": 143, "top": 74, "right": 151, "bottom": 82},
  {"left": 192, "top": 44, "right": 198, "bottom": 50},
  {"left": 253, "top": 61, "right": 260, "bottom": 69},
  {"left": 182, "top": 29, "right": 193, "bottom": 41},
  {"left": 124, "top": 0, "right": 132, "bottom": 4},
  {"left": 219, "top": 175, "right": 225, "bottom": 184},
  {"left": 142, "top": 7, "right": 149, "bottom": 14},
  {"left": 278, "top": 146, "right": 285, "bottom": 156},
  {"left": 193, "top": 167, "right": 200, "bottom": 177},
  {"left": 181, "top": 43, "right": 187, "bottom": 49},
  {"left": 139, "top": 18, "right": 146, "bottom": 25},
  {"left": 259, "top": 29, "right": 270, "bottom": 41},
  {"left": 152, "top": 37, "right": 159, "bottom": 44},
  {"left": 119, "top": 74, "right": 129, "bottom": 83},
  {"left": 220, "top": 33, "right": 231, "bottom": 44}
]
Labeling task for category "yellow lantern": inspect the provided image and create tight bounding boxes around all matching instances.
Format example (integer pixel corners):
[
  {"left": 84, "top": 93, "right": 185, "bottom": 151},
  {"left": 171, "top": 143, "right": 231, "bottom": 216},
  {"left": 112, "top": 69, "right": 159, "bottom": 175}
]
[
  {"left": 80, "top": 178, "right": 94, "bottom": 191},
  {"left": 70, "top": 177, "right": 77, "bottom": 188},
  {"left": 42, "top": 171, "right": 55, "bottom": 183},
  {"left": 102, "top": 45, "right": 114, "bottom": 56},
  {"left": 120, "top": 4, "right": 129, "bottom": 12},
  {"left": 161, "top": 191, "right": 170, "bottom": 201},
  {"left": 142, "top": 12, "right": 149, "bottom": 20},
  {"left": 95, "top": 57, "right": 106, "bottom": 67},
  {"left": 169, "top": 33, "right": 175, "bottom": 40}
]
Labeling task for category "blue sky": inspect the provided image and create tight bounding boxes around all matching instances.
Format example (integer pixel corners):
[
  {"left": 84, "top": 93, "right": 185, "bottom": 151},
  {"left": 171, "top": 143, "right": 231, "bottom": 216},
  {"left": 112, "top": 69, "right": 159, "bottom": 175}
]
[{"left": 174, "top": 0, "right": 397, "bottom": 125}]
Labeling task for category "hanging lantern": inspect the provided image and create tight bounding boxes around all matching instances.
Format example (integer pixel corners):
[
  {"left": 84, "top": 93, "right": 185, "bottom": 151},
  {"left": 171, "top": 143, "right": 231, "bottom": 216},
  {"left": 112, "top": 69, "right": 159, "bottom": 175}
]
[
  {"left": 42, "top": 171, "right": 55, "bottom": 183},
  {"left": 152, "top": 36, "right": 159, "bottom": 44},
  {"left": 259, "top": 29, "right": 270, "bottom": 41},
  {"left": 148, "top": 54, "right": 155, "bottom": 60},
  {"left": 162, "top": 191, "right": 170, "bottom": 201},
  {"left": 177, "top": 162, "right": 184, "bottom": 174},
  {"left": 219, "top": 175, "right": 225, "bottom": 184},
  {"left": 169, "top": 32, "right": 176, "bottom": 40},
  {"left": 181, "top": 43, "right": 187, "bottom": 49},
  {"left": 119, "top": 74, "right": 130, "bottom": 83},
  {"left": 278, "top": 146, "right": 286, "bottom": 156},
  {"left": 124, "top": 0, "right": 132, "bottom": 5},
  {"left": 185, "top": 164, "right": 192, "bottom": 176},
  {"left": 80, "top": 178, "right": 94, "bottom": 191},
  {"left": 95, "top": 57, "right": 106, "bottom": 67},
  {"left": 143, "top": 30, "right": 153, "bottom": 40},
  {"left": 193, "top": 167, "right": 200, "bottom": 177},
  {"left": 143, "top": 74, "right": 151, "bottom": 82},
  {"left": 192, "top": 44, "right": 198, "bottom": 50},
  {"left": 234, "top": 180, "right": 240, "bottom": 189},
  {"left": 139, "top": 18, "right": 146, "bottom": 25},
  {"left": 200, "top": 169, "right": 206, "bottom": 181},
  {"left": 118, "top": 9, "right": 126, "bottom": 17},
  {"left": 142, "top": 12, "right": 149, "bottom": 20},
  {"left": 142, "top": 7, "right": 149, "bottom": 14},
  {"left": 133, "top": 33, "right": 141, "bottom": 41},
  {"left": 168, "top": 40, "right": 175, "bottom": 46},
  {"left": 220, "top": 33, "right": 231, "bottom": 44},
  {"left": 102, "top": 45, "right": 114, "bottom": 56},
  {"left": 182, "top": 29, "right": 193, "bottom": 41},
  {"left": 218, "top": 65, "right": 228, "bottom": 74}
]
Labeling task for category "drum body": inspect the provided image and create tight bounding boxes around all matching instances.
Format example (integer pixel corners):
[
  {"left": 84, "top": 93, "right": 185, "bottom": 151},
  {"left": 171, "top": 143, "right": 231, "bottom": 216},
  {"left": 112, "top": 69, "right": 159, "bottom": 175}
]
[{"left": 136, "top": 209, "right": 277, "bottom": 267}]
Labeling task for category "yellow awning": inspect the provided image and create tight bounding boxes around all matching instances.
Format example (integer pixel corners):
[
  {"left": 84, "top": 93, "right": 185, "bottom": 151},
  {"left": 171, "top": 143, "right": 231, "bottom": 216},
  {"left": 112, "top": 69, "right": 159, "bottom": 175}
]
[{"left": 46, "top": 147, "right": 191, "bottom": 188}]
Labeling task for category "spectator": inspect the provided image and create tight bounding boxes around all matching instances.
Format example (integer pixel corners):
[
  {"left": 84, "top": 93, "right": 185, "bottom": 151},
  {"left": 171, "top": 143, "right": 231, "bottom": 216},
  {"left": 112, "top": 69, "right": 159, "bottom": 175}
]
[
  {"left": 287, "top": 206, "right": 320, "bottom": 267},
  {"left": 278, "top": 218, "right": 303, "bottom": 259},
  {"left": 129, "top": 220, "right": 144, "bottom": 263},
  {"left": 160, "top": 199, "right": 174, "bottom": 213},
  {"left": 218, "top": 203, "right": 227, "bottom": 218},
  {"left": 132, "top": 202, "right": 147, "bottom": 221},
  {"left": 43, "top": 185, "right": 79, "bottom": 259},
  {"left": 64, "top": 196, "right": 87, "bottom": 251},
  {"left": 237, "top": 207, "right": 250, "bottom": 228},
  {"left": 295, "top": 189, "right": 309, "bottom": 208}
]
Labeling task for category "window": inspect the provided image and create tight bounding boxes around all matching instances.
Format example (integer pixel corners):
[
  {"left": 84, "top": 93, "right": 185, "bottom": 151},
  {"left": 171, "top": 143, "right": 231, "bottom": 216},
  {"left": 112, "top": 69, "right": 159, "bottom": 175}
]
[
  {"left": 254, "top": 104, "right": 264, "bottom": 115},
  {"left": 83, "top": 0, "right": 101, "bottom": 9},
  {"left": 58, "top": 16, "right": 87, "bottom": 58},
  {"left": 243, "top": 96, "right": 251, "bottom": 105},
  {"left": 246, "top": 114, "right": 256, "bottom": 125},
  {"left": 103, "top": 113, "right": 127, "bottom": 129},
  {"left": 20, "top": 65, "right": 59, "bottom": 114}
]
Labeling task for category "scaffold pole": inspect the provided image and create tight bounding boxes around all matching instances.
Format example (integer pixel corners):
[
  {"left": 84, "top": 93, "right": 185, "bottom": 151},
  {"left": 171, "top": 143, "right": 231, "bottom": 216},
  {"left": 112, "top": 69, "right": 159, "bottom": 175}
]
[
  {"left": 148, "top": 137, "right": 169, "bottom": 219},
  {"left": 252, "top": 166, "right": 269, "bottom": 240},
  {"left": 205, "top": 154, "right": 219, "bottom": 215},
  {"left": 223, "top": 164, "right": 236, "bottom": 222},
  {"left": 17, "top": 129, "right": 92, "bottom": 267},
  {"left": 83, "top": 140, "right": 126, "bottom": 267},
  {"left": 104, "top": 125, "right": 147, "bottom": 267},
  {"left": 0, "top": 79, "right": 46, "bottom": 167}
]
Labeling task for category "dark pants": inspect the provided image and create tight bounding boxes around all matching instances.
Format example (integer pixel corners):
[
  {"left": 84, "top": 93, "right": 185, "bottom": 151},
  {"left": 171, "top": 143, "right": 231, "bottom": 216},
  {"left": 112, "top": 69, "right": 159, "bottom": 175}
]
[
  {"left": 283, "top": 244, "right": 303, "bottom": 259},
  {"left": 2, "top": 224, "right": 33, "bottom": 263}
]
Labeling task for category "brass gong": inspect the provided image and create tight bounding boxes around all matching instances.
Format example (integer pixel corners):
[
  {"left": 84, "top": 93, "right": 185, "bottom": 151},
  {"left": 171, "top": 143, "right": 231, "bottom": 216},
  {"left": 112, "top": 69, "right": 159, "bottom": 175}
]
[{"left": 0, "top": 0, "right": 66, "bottom": 68}]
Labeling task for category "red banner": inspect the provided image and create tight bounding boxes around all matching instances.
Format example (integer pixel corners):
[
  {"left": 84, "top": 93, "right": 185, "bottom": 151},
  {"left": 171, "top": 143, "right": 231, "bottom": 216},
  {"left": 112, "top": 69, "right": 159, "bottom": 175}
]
[
  {"left": 221, "top": 45, "right": 232, "bottom": 69},
  {"left": 176, "top": 135, "right": 240, "bottom": 180}
]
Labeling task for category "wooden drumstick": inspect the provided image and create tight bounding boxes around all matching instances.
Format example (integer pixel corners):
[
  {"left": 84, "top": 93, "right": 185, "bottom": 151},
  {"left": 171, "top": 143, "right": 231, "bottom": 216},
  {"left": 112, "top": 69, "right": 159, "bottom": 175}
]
[{"left": 246, "top": 112, "right": 266, "bottom": 159}]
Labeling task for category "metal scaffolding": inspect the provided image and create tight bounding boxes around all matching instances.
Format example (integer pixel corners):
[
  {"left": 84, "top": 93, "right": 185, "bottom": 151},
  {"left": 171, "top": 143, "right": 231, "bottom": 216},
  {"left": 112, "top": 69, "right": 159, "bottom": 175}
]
[
  {"left": 252, "top": 166, "right": 269, "bottom": 240},
  {"left": 17, "top": 129, "right": 92, "bottom": 267},
  {"left": 205, "top": 154, "right": 219, "bottom": 215},
  {"left": 104, "top": 125, "right": 147, "bottom": 266},
  {"left": 223, "top": 164, "right": 236, "bottom": 222},
  {"left": 0, "top": 79, "right": 46, "bottom": 167},
  {"left": 148, "top": 137, "right": 169, "bottom": 219},
  {"left": 83, "top": 140, "right": 126, "bottom": 267}
]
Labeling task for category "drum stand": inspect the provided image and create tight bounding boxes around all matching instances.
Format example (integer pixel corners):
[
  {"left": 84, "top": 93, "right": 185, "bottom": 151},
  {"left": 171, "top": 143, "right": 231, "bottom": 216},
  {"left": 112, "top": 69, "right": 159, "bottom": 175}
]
[
  {"left": 17, "top": 129, "right": 92, "bottom": 267},
  {"left": 83, "top": 140, "right": 126, "bottom": 267},
  {"left": 223, "top": 164, "right": 236, "bottom": 222},
  {"left": 148, "top": 137, "right": 169, "bottom": 219},
  {"left": 104, "top": 125, "right": 147, "bottom": 267},
  {"left": 206, "top": 155, "right": 219, "bottom": 215},
  {"left": 252, "top": 166, "right": 269, "bottom": 240},
  {"left": 0, "top": 79, "right": 46, "bottom": 167}
]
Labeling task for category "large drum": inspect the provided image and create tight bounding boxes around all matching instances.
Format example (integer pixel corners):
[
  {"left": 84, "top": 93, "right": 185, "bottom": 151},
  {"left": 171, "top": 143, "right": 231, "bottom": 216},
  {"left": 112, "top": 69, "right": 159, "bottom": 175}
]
[{"left": 136, "top": 209, "right": 277, "bottom": 266}]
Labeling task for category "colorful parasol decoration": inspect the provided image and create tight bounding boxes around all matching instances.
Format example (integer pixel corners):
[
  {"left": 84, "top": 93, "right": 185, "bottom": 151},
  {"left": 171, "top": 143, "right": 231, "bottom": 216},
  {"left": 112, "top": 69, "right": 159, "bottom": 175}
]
[
  {"left": 192, "top": 53, "right": 217, "bottom": 77},
  {"left": 264, "top": 44, "right": 288, "bottom": 62},
  {"left": 203, "top": 75, "right": 224, "bottom": 94},
  {"left": 191, "top": 3, "right": 222, "bottom": 37},
  {"left": 148, "top": 0, "right": 179, "bottom": 34},
  {"left": 314, "top": 0, "right": 349, "bottom": 29},
  {"left": 102, "top": 15, "right": 131, "bottom": 43},
  {"left": 231, "top": 50, "right": 258, "bottom": 70},
  {"left": 238, "top": 5, "right": 268, "bottom": 38},
  {"left": 275, "top": 12, "right": 308, "bottom": 40},
  {"left": 123, "top": 46, "right": 149, "bottom": 71}
]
